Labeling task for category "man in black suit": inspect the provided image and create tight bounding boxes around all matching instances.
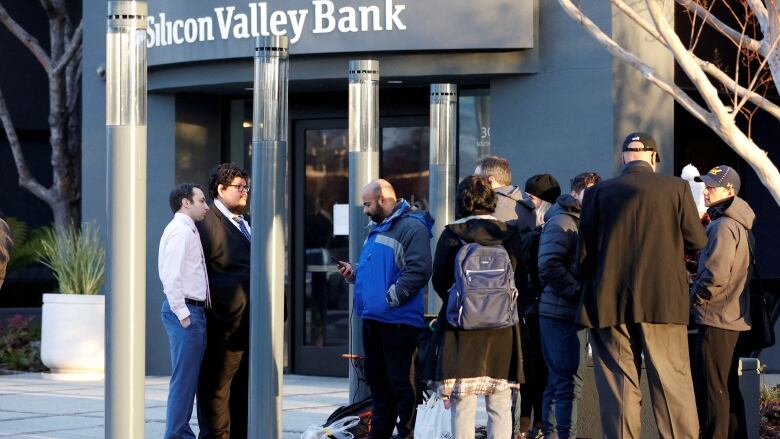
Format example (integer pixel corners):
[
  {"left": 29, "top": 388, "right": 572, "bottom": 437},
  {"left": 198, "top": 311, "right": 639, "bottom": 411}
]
[
  {"left": 577, "top": 133, "right": 708, "bottom": 439},
  {"left": 197, "top": 163, "right": 252, "bottom": 439}
]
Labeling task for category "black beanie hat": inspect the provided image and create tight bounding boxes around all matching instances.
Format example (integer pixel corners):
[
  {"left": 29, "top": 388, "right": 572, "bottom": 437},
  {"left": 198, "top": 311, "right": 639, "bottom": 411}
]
[{"left": 525, "top": 174, "right": 561, "bottom": 204}]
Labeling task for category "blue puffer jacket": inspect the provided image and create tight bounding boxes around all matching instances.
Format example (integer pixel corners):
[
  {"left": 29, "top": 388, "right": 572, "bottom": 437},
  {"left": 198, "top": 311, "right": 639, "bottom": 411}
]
[{"left": 354, "top": 199, "right": 433, "bottom": 328}]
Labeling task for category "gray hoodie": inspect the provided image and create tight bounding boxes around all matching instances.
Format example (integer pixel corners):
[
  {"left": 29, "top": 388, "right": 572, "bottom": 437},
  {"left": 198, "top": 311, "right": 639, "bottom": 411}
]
[
  {"left": 492, "top": 185, "right": 537, "bottom": 232},
  {"left": 692, "top": 196, "right": 755, "bottom": 331}
]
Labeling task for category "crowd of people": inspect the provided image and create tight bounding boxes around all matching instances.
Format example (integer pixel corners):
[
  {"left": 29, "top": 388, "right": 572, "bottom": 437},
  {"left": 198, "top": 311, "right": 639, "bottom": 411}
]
[{"left": 156, "top": 132, "right": 756, "bottom": 439}]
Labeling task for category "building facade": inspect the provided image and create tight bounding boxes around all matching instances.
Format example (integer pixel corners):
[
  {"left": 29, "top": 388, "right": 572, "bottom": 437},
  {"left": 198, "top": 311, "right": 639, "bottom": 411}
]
[{"left": 78, "top": 0, "right": 779, "bottom": 375}]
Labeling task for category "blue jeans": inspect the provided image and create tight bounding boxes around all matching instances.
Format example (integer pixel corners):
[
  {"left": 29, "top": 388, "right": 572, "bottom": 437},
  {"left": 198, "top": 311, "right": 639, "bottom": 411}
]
[
  {"left": 161, "top": 300, "right": 207, "bottom": 439},
  {"left": 539, "top": 316, "right": 586, "bottom": 439}
]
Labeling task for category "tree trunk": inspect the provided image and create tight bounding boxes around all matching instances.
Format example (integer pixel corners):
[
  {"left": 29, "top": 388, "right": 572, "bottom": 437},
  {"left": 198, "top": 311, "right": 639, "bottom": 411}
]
[
  {"left": 51, "top": 198, "right": 74, "bottom": 233},
  {"left": 0, "top": 3, "right": 81, "bottom": 232}
]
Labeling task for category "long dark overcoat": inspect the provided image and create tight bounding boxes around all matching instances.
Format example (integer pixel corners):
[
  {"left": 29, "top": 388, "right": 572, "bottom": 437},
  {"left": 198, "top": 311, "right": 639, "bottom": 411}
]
[{"left": 577, "top": 161, "right": 708, "bottom": 328}]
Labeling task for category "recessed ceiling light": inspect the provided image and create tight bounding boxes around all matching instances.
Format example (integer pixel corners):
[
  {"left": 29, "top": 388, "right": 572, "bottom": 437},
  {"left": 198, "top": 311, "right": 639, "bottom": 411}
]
[
  {"left": 387, "top": 80, "right": 403, "bottom": 84},
  {"left": 244, "top": 87, "right": 254, "bottom": 91}
]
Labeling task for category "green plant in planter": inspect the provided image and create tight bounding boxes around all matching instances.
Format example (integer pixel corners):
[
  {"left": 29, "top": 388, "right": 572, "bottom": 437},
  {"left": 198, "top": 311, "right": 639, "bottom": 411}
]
[
  {"left": 37, "top": 223, "right": 105, "bottom": 295},
  {"left": 5, "top": 218, "right": 52, "bottom": 273}
]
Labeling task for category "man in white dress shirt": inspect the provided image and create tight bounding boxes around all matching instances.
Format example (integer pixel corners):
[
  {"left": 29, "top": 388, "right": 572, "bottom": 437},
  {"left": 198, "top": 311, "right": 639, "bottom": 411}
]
[{"left": 159, "top": 183, "right": 211, "bottom": 439}]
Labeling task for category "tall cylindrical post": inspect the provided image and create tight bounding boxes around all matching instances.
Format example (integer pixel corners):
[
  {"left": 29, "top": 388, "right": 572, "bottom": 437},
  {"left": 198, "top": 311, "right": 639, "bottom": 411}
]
[
  {"left": 248, "top": 35, "right": 288, "bottom": 439},
  {"left": 427, "top": 84, "right": 457, "bottom": 313},
  {"left": 105, "top": 2, "right": 147, "bottom": 438},
  {"left": 348, "top": 59, "right": 379, "bottom": 402}
]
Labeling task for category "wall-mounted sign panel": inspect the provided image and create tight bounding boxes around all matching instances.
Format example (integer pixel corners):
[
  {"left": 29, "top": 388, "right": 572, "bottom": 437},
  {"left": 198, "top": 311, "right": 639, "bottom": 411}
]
[{"left": 147, "top": 0, "right": 534, "bottom": 66}]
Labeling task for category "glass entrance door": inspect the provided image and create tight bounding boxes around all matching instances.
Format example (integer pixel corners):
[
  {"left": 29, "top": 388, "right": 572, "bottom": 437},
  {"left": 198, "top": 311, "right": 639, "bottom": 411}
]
[
  {"left": 292, "top": 119, "right": 350, "bottom": 376},
  {"left": 292, "top": 117, "right": 430, "bottom": 376}
]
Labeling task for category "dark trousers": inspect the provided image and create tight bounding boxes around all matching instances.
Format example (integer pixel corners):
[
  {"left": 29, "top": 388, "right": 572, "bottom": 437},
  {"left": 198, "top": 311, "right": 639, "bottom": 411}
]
[
  {"left": 517, "top": 313, "right": 547, "bottom": 436},
  {"left": 694, "top": 325, "right": 747, "bottom": 439},
  {"left": 362, "top": 319, "right": 419, "bottom": 439},
  {"left": 197, "top": 313, "right": 249, "bottom": 439},
  {"left": 539, "top": 317, "right": 586, "bottom": 439}
]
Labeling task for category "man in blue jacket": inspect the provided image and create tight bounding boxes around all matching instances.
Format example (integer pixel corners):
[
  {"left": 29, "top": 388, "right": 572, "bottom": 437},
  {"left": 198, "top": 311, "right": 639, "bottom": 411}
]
[{"left": 337, "top": 179, "right": 433, "bottom": 439}]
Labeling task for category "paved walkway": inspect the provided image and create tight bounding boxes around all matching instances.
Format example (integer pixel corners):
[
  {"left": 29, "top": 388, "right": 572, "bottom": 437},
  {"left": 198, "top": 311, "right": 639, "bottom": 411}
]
[
  {"left": 2, "top": 371, "right": 776, "bottom": 438},
  {"left": 0, "top": 373, "right": 351, "bottom": 438}
]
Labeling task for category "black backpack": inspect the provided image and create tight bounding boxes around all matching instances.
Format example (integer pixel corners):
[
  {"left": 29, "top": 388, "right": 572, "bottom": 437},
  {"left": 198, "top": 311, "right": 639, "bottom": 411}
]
[{"left": 323, "top": 397, "right": 372, "bottom": 438}]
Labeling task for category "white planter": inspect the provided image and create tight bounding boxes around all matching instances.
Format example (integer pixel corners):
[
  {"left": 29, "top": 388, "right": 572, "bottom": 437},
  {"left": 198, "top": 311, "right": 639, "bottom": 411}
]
[{"left": 41, "top": 293, "right": 104, "bottom": 377}]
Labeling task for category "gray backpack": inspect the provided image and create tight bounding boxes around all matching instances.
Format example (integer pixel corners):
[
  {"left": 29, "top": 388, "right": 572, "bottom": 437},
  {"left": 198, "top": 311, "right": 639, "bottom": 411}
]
[{"left": 446, "top": 241, "right": 520, "bottom": 330}]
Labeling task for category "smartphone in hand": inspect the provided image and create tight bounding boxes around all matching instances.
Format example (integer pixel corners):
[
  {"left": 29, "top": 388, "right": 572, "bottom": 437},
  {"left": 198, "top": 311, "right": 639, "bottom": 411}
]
[{"left": 330, "top": 256, "right": 344, "bottom": 267}]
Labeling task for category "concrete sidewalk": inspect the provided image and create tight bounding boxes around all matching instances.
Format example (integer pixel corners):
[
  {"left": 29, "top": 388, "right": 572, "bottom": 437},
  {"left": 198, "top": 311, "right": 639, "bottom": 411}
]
[
  {"left": 2, "top": 371, "right": 776, "bottom": 438},
  {"left": 0, "top": 373, "right": 351, "bottom": 438}
]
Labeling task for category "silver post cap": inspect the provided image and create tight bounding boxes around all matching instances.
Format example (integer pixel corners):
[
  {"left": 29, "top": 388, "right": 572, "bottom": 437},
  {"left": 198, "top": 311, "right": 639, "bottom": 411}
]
[
  {"left": 255, "top": 35, "right": 289, "bottom": 58},
  {"left": 348, "top": 59, "right": 379, "bottom": 82},
  {"left": 107, "top": 1, "right": 147, "bottom": 29},
  {"left": 431, "top": 84, "right": 458, "bottom": 103}
]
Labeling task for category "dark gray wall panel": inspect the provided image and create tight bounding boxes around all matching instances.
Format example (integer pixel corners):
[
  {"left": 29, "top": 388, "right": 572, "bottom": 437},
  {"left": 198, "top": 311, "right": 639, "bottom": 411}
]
[
  {"left": 490, "top": 0, "right": 613, "bottom": 188},
  {"left": 146, "top": 94, "right": 177, "bottom": 375}
]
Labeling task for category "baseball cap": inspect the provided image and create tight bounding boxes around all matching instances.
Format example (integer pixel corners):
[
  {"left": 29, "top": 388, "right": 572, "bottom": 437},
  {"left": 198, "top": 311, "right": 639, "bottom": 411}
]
[
  {"left": 695, "top": 165, "right": 741, "bottom": 194},
  {"left": 622, "top": 132, "right": 660, "bottom": 163}
]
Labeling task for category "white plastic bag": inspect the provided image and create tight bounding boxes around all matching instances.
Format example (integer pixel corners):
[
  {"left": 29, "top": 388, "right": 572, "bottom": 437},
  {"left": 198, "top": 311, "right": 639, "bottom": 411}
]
[
  {"left": 414, "top": 395, "right": 453, "bottom": 439},
  {"left": 300, "top": 415, "right": 361, "bottom": 439}
]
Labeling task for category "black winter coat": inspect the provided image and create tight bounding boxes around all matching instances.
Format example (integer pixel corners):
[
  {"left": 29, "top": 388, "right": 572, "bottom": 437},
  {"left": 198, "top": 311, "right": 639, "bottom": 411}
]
[
  {"left": 578, "top": 161, "right": 708, "bottom": 328},
  {"left": 431, "top": 217, "right": 525, "bottom": 383},
  {"left": 538, "top": 195, "right": 581, "bottom": 322}
]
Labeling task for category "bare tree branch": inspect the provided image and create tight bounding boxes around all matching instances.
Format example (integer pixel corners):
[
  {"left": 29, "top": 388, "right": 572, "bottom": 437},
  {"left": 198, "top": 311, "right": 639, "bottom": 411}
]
[
  {"left": 699, "top": 60, "right": 780, "bottom": 119},
  {"left": 749, "top": 0, "right": 780, "bottom": 88},
  {"left": 557, "top": 0, "right": 711, "bottom": 125},
  {"left": 734, "top": 35, "right": 780, "bottom": 114},
  {"left": 0, "top": 4, "right": 52, "bottom": 72},
  {"left": 558, "top": 0, "right": 780, "bottom": 205},
  {"left": 66, "top": 50, "right": 82, "bottom": 117},
  {"left": 649, "top": 0, "right": 780, "bottom": 205},
  {"left": 38, "top": 0, "right": 56, "bottom": 18},
  {"left": 646, "top": 1, "right": 731, "bottom": 121},
  {"left": 52, "top": 20, "right": 82, "bottom": 75},
  {"left": 676, "top": 0, "right": 762, "bottom": 52},
  {"left": 0, "top": 86, "right": 53, "bottom": 203},
  {"left": 689, "top": 0, "right": 716, "bottom": 51},
  {"left": 746, "top": 0, "right": 769, "bottom": 28},
  {"left": 614, "top": 0, "right": 780, "bottom": 120}
]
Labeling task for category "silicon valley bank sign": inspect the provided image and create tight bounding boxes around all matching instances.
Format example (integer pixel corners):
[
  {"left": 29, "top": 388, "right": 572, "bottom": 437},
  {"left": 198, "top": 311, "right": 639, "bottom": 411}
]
[{"left": 146, "top": 0, "right": 533, "bottom": 66}]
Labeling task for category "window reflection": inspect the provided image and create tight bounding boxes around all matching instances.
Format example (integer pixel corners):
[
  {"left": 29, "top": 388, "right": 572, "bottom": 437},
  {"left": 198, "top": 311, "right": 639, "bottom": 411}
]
[
  {"left": 382, "top": 126, "right": 430, "bottom": 209},
  {"left": 304, "top": 129, "right": 350, "bottom": 347},
  {"left": 458, "top": 90, "right": 491, "bottom": 179}
]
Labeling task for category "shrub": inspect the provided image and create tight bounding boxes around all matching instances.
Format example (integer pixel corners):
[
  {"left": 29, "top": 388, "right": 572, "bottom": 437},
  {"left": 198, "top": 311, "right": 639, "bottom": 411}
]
[
  {"left": 37, "top": 223, "right": 105, "bottom": 295},
  {"left": 0, "top": 315, "right": 45, "bottom": 371},
  {"left": 760, "top": 384, "right": 780, "bottom": 438}
]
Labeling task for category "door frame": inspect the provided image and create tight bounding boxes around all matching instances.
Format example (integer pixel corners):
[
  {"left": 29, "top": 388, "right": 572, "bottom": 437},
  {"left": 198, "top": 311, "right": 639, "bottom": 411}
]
[
  {"left": 292, "top": 118, "right": 350, "bottom": 376},
  {"left": 290, "top": 115, "right": 431, "bottom": 376}
]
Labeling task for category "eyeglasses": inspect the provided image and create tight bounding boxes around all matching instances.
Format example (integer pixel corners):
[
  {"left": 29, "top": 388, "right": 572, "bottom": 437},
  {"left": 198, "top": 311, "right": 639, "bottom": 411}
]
[{"left": 228, "top": 184, "right": 250, "bottom": 193}]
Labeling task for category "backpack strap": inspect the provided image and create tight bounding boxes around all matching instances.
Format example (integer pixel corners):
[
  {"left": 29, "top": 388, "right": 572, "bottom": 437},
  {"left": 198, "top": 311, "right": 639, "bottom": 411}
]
[{"left": 747, "top": 231, "right": 764, "bottom": 299}]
